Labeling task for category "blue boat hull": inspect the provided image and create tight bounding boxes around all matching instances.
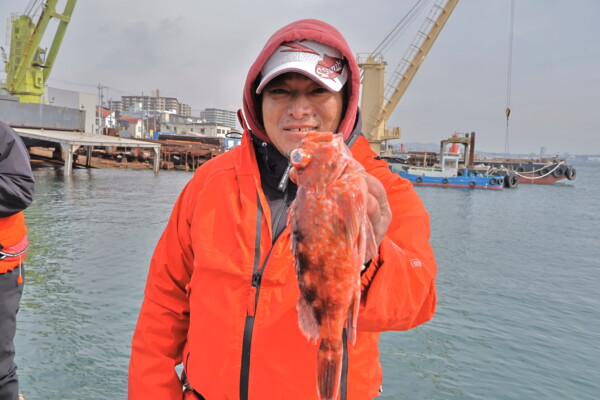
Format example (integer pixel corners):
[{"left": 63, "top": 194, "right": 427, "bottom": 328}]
[{"left": 395, "top": 171, "right": 504, "bottom": 190}]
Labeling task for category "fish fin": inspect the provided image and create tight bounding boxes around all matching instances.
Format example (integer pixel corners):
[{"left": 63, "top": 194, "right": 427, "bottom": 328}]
[
  {"left": 346, "top": 286, "right": 360, "bottom": 346},
  {"left": 297, "top": 295, "right": 320, "bottom": 343},
  {"left": 287, "top": 200, "right": 296, "bottom": 231},
  {"left": 332, "top": 184, "right": 363, "bottom": 250},
  {"left": 317, "top": 339, "right": 343, "bottom": 400}
]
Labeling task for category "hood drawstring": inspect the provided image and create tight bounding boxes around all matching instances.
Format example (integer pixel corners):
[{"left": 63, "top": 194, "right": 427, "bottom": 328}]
[
  {"left": 262, "top": 142, "right": 268, "bottom": 165},
  {"left": 278, "top": 163, "right": 292, "bottom": 193}
]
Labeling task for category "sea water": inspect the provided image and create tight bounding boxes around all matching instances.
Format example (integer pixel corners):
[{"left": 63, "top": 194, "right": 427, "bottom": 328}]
[{"left": 15, "top": 163, "right": 600, "bottom": 399}]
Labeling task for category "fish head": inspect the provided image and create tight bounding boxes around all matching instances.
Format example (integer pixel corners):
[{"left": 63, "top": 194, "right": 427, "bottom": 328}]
[{"left": 289, "top": 131, "right": 348, "bottom": 185}]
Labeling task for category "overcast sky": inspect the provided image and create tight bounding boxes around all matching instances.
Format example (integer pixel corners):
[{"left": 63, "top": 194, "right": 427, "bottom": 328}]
[{"left": 2, "top": 0, "right": 599, "bottom": 155}]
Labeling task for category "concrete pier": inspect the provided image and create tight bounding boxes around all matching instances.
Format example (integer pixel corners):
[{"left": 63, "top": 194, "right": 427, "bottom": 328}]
[{"left": 13, "top": 128, "right": 161, "bottom": 176}]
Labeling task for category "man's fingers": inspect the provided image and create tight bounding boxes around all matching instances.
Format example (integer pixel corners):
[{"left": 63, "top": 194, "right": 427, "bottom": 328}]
[
  {"left": 364, "top": 173, "right": 387, "bottom": 206},
  {"left": 363, "top": 173, "right": 392, "bottom": 246}
]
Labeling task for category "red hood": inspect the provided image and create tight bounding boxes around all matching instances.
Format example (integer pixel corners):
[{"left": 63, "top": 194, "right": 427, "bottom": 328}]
[{"left": 241, "top": 19, "right": 360, "bottom": 144}]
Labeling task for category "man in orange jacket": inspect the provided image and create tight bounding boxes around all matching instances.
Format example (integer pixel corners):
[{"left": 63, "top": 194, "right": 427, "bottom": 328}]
[
  {"left": 129, "top": 19, "right": 437, "bottom": 400},
  {"left": 0, "top": 122, "right": 34, "bottom": 400}
]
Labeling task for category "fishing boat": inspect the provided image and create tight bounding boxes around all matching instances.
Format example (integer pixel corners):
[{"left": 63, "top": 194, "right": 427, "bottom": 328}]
[
  {"left": 389, "top": 154, "right": 504, "bottom": 190},
  {"left": 386, "top": 133, "right": 507, "bottom": 190}
]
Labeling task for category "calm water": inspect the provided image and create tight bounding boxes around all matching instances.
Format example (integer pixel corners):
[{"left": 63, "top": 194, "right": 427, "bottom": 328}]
[{"left": 16, "top": 163, "right": 600, "bottom": 399}]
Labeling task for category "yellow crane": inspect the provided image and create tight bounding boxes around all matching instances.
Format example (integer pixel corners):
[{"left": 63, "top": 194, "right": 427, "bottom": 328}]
[
  {"left": 3, "top": 0, "right": 77, "bottom": 103},
  {"left": 359, "top": 0, "right": 459, "bottom": 154}
]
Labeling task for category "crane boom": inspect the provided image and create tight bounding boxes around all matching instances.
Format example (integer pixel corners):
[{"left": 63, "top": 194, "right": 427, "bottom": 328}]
[
  {"left": 359, "top": 0, "right": 459, "bottom": 154},
  {"left": 4, "top": 0, "right": 77, "bottom": 103}
]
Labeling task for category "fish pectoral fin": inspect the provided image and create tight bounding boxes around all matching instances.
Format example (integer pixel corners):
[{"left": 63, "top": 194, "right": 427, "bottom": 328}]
[
  {"left": 346, "top": 287, "right": 360, "bottom": 346},
  {"left": 332, "top": 191, "right": 362, "bottom": 250},
  {"left": 297, "top": 296, "right": 320, "bottom": 343}
]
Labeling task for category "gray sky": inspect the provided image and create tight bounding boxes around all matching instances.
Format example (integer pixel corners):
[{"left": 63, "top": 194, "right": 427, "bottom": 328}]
[{"left": 2, "top": 0, "right": 599, "bottom": 155}]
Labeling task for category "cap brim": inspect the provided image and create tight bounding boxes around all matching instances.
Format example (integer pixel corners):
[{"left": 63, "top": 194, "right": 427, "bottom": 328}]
[{"left": 256, "top": 63, "right": 344, "bottom": 94}]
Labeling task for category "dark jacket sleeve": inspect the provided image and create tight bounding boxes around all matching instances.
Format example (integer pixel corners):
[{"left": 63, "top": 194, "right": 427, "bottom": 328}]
[{"left": 0, "top": 122, "right": 35, "bottom": 217}]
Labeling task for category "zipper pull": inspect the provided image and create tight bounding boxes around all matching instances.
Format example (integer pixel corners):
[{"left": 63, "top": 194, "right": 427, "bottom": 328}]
[
  {"left": 278, "top": 162, "right": 292, "bottom": 192},
  {"left": 251, "top": 272, "right": 260, "bottom": 287},
  {"left": 247, "top": 285, "right": 257, "bottom": 316}
]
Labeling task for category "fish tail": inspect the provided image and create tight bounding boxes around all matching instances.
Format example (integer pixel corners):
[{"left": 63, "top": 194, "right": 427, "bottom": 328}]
[{"left": 317, "top": 338, "right": 343, "bottom": 400}]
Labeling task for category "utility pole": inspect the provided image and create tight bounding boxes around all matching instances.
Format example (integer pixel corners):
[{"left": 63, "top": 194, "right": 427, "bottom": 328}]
[
  {"left": 97, "top": 83, "right": 106, "bottom": 134},
  {"left": 141, "top": 91, "right": 146, "bottom": 139},
  {"left": 96, "top": 83, "right": 101, "bottom": 134}
]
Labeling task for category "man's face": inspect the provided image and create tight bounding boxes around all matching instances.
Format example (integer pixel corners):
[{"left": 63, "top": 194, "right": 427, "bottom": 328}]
[{"left": 261, "top": 72, "right": 344, "bottom": 157}]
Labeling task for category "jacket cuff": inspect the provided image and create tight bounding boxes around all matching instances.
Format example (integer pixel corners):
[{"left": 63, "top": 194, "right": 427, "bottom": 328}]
[{"left": 360, "top": 255, "right": 380, "bottom": 292}]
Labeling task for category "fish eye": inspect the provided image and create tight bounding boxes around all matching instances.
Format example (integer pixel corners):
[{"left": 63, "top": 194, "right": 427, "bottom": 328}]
[{"left": 290, "top": 148, "right": 311, "bottom": 168}]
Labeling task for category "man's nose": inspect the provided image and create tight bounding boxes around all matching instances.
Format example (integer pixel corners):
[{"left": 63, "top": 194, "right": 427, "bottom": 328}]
[{"left": 288, "top": 95, "right": 312, "bottom": 119}]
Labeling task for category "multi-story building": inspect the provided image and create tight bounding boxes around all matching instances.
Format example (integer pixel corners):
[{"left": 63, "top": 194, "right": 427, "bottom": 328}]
[
  {"left": 179, "top": 103, "right": 192, "bottom": 116},
  {"left": 201, "top": 108, "right": 237, "bottom": 129},
  {"left": 159, "top": 115, "right": 232, "bottom": 138},
  {"left": 121, "top": 90, "right": 191, "bottom": 116},
  {"left": 121, "top": 95, "right": 176, "bottom": 114},
  {"left": 108, "top": 100, "right": 123, "bottom": 112}
]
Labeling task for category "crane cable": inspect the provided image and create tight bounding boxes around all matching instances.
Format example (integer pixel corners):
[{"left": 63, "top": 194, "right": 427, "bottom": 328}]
[
  {"left": 23, "top": 0, "right": 43, "bottom": 19},
  {"left": 361, "top": 0, "right": 430, "bottom": 82},
  {"left": 505, "top": 0, "right": 515, "bottom": 156},
  {"left": 370, "top": 0, "right": 431, "bottom": 56}
]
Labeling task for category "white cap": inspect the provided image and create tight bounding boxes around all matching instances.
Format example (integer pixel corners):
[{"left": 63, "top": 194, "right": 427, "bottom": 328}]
[{"left": 256, "top": 40, "right": 348, "bottom": 94}]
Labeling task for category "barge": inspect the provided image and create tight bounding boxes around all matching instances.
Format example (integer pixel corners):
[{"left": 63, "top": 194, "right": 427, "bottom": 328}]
[{"left": 473, "top": 159, "right": 576, "bottom": 184}]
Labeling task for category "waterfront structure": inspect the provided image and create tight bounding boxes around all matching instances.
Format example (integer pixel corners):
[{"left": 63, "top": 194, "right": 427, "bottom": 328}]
[
  {"left": 44, "top": 86, "right": 96, "bottom": 133},
  {"left": 15, "top": 127, "right": 161, "bottom": 176}
]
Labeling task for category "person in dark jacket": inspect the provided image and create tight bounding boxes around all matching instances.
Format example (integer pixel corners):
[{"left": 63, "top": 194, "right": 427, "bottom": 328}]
[{"left": 0, "top": 121, "right": 34, "bottom": 400}]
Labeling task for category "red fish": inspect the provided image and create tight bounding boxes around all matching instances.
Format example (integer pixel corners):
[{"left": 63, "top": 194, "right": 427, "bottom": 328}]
[{"left": 288, "top": 131, "right": 377, "bottom": 400}]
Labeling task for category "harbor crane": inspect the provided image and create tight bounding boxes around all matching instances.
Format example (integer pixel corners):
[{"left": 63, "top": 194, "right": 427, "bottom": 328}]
[
  {"left": 359, "top": 0, "right": 459, "bottom": 154},
  {"left": 2, "top": 0, "right": 77, "bottom": 103}
]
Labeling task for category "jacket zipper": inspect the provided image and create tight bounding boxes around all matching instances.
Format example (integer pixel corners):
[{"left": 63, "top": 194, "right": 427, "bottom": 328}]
[
  {"left": 341, "top": 329, "right": 349, "bottom": 400},
  {"left": 240, "top": 198, "right": 280, "bottom": 400},
  {"left": 271, "top": 191, "right": 288, "bottom": 244}
]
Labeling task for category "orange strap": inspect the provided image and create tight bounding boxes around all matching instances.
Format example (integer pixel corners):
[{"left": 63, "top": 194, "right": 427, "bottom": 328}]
[
  {"left": 0, "top": 212, "right": 27, "bottom": 249},
  {"left": 0, "top": 236, "right": 28, "bottom": 274}
]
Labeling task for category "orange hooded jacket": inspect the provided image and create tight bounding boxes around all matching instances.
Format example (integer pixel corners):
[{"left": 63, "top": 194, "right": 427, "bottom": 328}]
[{"left": 129, "top": 19, "right": 436, "bottom": 400}]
